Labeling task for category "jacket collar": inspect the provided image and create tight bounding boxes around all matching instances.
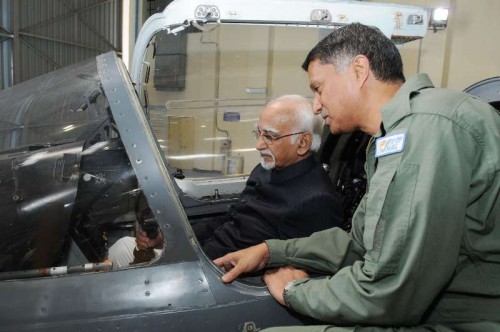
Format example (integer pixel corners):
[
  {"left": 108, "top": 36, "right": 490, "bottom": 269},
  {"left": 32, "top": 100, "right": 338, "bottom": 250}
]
[
  {"left": 265, "top": 154, "right": 316, "bottom": 184},
  {"left": 378, "top": 73, "right": 434, "bottom": 136}
]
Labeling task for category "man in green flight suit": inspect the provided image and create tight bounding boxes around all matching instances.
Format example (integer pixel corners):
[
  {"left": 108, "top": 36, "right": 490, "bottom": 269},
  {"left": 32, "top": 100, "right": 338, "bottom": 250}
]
[{"left": 214, "top": 23, "right": 500, "bottom": 331}]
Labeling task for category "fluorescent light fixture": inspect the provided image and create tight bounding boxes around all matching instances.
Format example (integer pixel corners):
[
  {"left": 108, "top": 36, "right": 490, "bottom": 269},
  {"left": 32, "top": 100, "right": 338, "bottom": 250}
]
[{"left": 433, "top": 8, "right": 449, "bottom": 21}]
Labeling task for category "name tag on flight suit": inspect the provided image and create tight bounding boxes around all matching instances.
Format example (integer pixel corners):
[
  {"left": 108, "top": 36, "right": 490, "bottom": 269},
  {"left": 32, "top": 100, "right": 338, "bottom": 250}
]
[{"left": 375, "top": 132, "right": 406, "bottom": 158}]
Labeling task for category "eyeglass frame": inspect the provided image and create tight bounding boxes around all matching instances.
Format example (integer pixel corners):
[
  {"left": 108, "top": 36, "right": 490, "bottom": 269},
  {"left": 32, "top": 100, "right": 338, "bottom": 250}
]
[{"left": 251, "top": 129, "right": 305, "bottom": 145}]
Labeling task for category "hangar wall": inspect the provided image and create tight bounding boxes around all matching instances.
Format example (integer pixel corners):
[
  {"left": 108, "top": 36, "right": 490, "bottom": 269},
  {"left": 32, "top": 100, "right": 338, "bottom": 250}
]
[{"left": 0, "top": 0, "right": 122, "bottom": 90}]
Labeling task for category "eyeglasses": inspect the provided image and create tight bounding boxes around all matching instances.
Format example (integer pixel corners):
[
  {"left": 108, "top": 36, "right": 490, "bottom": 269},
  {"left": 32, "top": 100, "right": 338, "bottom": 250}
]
[{"left": 251, "top": 129, "right": 305, "bottom": 145}]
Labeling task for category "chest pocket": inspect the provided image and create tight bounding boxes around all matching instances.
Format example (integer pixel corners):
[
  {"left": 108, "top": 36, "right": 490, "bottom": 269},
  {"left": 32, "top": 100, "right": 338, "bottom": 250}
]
[
  {"left": 363, "top": 160, "right": 419, "bottom": 275},
  {"left": 363, "top": 163, "right": 397, "bottom": 252}
]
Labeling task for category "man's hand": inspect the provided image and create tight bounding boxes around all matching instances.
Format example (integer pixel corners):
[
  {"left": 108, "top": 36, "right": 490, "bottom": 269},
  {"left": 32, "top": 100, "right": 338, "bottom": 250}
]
[
  {"left": 135, "top": 230, "right": 164, "bottom": 250},
  {"left": 213, "top": 243, "right": 270, "bottom": 283},
  {"left": 263, "top": 266, "right": 309, "bottom": 306}
]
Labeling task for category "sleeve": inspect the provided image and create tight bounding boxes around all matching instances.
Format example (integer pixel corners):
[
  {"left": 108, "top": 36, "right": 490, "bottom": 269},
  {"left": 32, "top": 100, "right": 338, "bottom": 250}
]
[
  {"left": 266, "top": 226, "right": 364, "bottom": 275},
  {"left": 267, "top": 114, "right": 477, "bottom": 325}
]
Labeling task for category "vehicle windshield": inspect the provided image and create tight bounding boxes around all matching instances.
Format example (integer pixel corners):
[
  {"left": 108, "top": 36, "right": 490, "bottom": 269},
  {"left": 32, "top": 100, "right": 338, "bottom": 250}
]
[
  {"left": 140, "top": 24, "right": 326, "bottom": 198},
  {"left": 0, "top": 58, "right": 109, "bottom": 151}
]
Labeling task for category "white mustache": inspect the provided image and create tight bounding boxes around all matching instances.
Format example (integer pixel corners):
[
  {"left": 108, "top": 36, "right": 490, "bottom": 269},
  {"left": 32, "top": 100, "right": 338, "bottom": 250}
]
[
  {"left": 259, "top": 149, "right": 275, "bottom": 170},
  {"left": 260, "top": 149, "right": 274, "bottom": 157}
]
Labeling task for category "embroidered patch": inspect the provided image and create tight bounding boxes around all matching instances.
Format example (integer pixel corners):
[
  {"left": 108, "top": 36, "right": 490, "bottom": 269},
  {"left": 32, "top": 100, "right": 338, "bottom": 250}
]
[{"left": 375, "top": 132, "right": 406, "bottom": 158}]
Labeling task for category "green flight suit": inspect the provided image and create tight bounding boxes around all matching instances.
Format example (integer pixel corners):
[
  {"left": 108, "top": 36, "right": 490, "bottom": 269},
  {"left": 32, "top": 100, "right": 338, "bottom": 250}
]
[{"left": 264, "top": 74, "right": 500, "bottom": 331}]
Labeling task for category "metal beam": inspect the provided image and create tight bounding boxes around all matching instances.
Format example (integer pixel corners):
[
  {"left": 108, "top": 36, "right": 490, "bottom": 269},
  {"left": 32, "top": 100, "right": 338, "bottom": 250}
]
[
  {"left": 0, "top": 25, "right": 12, "bottom": 35},
  {"left": 19, "top": 31, "right": 114, "bottom": 54},
  {"left": 12, "top": 0, "right": 20, "bottom": 85},
  {"left": 21, "top": 0, "right": 114, "bottom": 32},
  {"left": 62, "top": 0, "right": 119, "bottom": 51},
  {"left": 0, "top": 27, "right": 13, "bottom": 42},
  {"left": 18, "top": 0, "right": 119, "bottom": 52},
  {"left": 0, "top": 35, "right": 13, "bottom": 42},
  {"left": 1, "top": 0, "right": 13, "bottom": 89},
  {"left": 19, "top": 37, "right": 60, "bottom": 69}
]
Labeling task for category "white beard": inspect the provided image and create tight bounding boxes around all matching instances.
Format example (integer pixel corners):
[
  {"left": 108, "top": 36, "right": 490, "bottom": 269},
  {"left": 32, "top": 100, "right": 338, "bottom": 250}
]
[{"left": 259, "top": 149, "right": 276, "bottom": 170}]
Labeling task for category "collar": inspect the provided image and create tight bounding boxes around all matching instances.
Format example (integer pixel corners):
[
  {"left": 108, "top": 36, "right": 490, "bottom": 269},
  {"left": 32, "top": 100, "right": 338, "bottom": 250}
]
[
  {"left": 378, "top": 73, "right": 435, "bottom": 136},
  {"left": 265, "top": 154, "right": 316, "bottom": 184}
]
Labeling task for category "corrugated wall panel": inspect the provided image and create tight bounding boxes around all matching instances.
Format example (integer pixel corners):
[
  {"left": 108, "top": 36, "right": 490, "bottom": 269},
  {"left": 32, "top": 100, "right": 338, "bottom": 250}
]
[{"left": 9, "top": 0, "right": 121, "bottom": 85}]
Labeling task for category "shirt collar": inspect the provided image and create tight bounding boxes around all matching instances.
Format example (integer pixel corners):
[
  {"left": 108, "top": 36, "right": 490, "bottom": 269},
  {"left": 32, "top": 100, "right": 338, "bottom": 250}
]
[{"left": 379, "top": 73, "right": 435, "bottom": 135}]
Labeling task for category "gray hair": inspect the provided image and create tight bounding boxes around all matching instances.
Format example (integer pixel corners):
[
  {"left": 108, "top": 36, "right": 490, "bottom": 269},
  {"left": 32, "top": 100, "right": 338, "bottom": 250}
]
[{"left": 271, "top": 94, "right": 323, "bottom": 152}]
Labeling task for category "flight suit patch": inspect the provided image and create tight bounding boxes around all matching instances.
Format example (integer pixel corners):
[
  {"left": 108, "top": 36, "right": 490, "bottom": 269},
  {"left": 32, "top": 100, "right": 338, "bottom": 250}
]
[{"left": 375, "top": 132, "right": 406, "bottom": 158}]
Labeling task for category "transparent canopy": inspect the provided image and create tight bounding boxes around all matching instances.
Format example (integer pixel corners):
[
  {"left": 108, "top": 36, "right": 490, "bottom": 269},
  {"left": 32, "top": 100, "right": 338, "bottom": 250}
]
[
  {"left": 139, "top": 24, "right": 327, "bottom": 197},
  {"left": 0, "top": 58, "right": 109, "bottom": 151}
]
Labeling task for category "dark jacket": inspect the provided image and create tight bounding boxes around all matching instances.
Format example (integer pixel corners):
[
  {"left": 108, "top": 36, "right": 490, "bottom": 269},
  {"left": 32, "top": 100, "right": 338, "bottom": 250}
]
[{"left": 194, "top": 155, "right": 343, "bottom": 259}]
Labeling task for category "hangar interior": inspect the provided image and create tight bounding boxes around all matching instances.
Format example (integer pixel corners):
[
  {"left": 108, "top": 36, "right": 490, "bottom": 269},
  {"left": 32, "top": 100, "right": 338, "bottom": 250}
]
[
  {"left": 0, "top": 0, "right": 498, "bottom": 275},
  {"left": 127, "top": 0, "right": 500, "bottom": 177},
  {"left": 0, "top": 0, "right": 500, "bottom": 174}
]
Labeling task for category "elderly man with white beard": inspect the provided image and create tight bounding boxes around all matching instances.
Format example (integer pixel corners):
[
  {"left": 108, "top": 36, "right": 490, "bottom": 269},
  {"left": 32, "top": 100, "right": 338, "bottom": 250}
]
[
  {"left": 108, "top": 95, "right": 343, "bottom": 267},
  {"left": 192, "top": 94, "right": 344, "bottom": 259}
]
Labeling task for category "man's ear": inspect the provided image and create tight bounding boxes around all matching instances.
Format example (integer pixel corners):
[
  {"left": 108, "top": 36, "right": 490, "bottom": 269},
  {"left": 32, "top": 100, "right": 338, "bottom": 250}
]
[
  {"left": 352, "top": 55, "right": 370, "bottom": 88},
  {"left": 297, "top": 132, "right": 312, "bottom": 156}
]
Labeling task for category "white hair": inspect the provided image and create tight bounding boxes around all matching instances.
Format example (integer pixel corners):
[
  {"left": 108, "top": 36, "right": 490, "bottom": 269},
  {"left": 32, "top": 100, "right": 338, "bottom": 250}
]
[{"left": 271, "top": 94, "right": 322, "bottom": 152}]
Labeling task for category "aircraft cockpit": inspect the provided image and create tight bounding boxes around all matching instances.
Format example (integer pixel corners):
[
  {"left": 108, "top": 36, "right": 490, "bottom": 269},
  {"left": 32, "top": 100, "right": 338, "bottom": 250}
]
[
  {"left": 0, "top": 51, "right": 273, "bottom": 278},
  {"left": 0, "top": 0, "right": 432, "bottom": 279}
]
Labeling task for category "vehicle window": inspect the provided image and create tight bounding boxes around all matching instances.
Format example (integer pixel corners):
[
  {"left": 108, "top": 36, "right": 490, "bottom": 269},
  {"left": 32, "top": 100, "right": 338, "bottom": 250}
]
[
  {"left": 142, "top": 24, "right": 324, "bottom": 200},
  {"left": 136, "top": 24, "right": 327, "bottom": 257}
]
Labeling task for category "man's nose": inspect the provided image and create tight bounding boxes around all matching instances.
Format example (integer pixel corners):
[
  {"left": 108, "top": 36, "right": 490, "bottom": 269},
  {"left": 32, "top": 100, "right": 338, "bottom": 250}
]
[
  {"left": 255, "top": 135, "right": 267, "bottom": 150},
  {"left": 312, "top": 96, "right": 322, "bottom": 115}
]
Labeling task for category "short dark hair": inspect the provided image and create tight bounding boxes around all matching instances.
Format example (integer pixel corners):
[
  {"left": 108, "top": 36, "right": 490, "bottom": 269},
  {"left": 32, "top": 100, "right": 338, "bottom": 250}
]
[{"left": 302, "top": 23, "right": 405, "bottom": 83}]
